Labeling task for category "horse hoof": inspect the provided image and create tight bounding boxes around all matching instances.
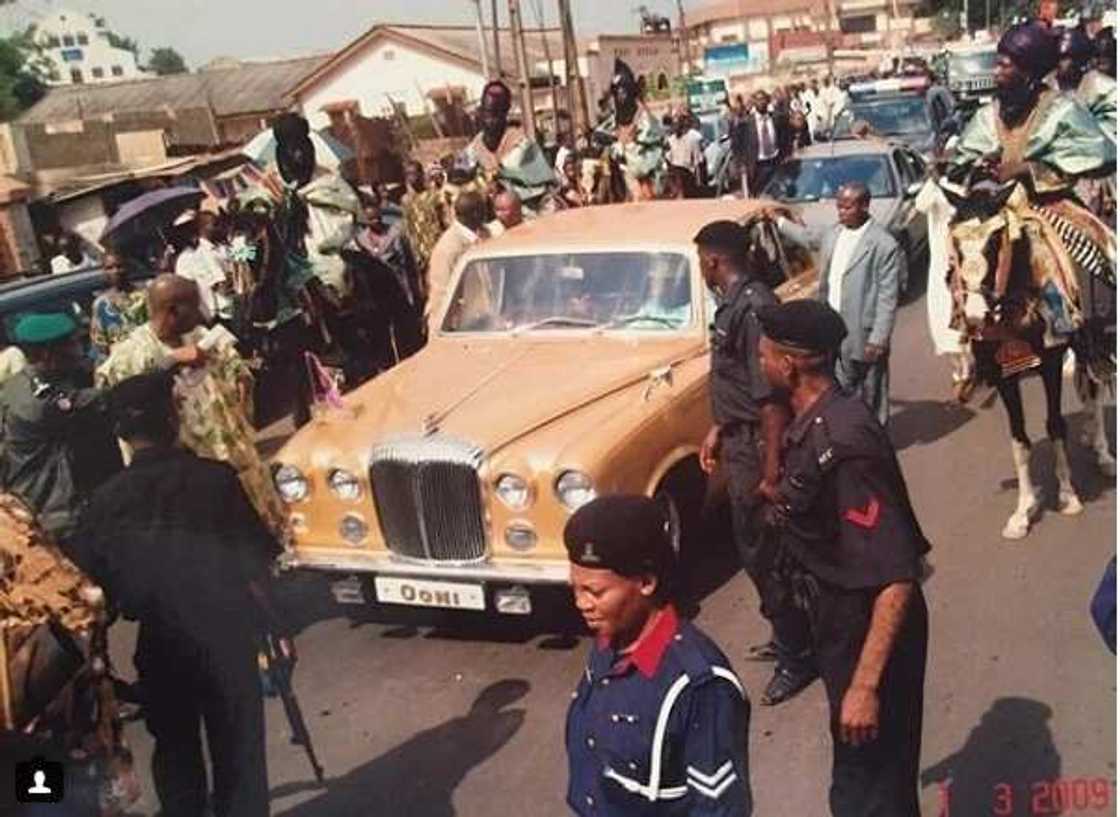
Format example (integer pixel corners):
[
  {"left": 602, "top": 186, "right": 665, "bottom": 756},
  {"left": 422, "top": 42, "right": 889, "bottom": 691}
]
[
  {"left": 1099, "top": 458, "right": 1117, "bottom": 478},
  {"left": 1002, "top": 516, "right": 1031, "bottom": 540},
  {"left": 1058, "top": 494, "right": 1084, "bottom": 516}
]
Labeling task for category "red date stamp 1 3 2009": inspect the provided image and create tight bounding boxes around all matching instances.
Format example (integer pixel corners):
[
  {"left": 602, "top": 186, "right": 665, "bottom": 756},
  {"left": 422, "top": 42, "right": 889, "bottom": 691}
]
[{"left": 937, "top": 778, "right": 1115, "bottom": 815}]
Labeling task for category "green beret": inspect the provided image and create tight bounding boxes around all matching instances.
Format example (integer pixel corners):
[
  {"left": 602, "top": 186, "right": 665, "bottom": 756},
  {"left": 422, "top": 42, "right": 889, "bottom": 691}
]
[
  {"left": 12, "top": 312, "right": 78, "bottom": 346},
  {"left": 758, "top": 300, "right": 847, "bottom": 354},
  {"left": 564, "top": 494, "right": 675, "bottom": 578}
]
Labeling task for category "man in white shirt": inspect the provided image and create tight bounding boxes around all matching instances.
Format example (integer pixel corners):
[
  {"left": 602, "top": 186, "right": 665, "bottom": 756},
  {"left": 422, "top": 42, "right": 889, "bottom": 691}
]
[
  {"left": 486, "top": 189, "right": 528, "bottom": 238},
  {"left": 817, "top": 75, "right": 849, "bottom": 135},
  {"left": 50, "top": 234, "right": 96, "bottom": 275},
  {"left": 666, "top": 114, "right": 705, "bottom": 198},
  {"left": 174, "top": 211, "right": 231, "bottom": 324},
  {"left": 426, "top": 190, "right": 489, "bottom": 332},
  {"left": 815, "top": 183, "right": 902, "bottom": 426}
]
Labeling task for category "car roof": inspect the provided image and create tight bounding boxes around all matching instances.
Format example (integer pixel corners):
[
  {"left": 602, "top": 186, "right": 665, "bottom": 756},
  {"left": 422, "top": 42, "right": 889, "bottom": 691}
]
[
  {"left": 788, "top": 139, "right": 900, "bottom": 158},
  {"left": 477, "top": 199, "right": 789, "bottom": 255},
  {"left": 0, "top": 266, "right": 152, "bottom": 317}
]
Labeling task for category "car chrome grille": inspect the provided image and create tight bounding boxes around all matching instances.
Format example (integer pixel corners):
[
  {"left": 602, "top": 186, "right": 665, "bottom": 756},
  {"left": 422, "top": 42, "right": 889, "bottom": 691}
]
[{"left": 368, "top": 434, "right": 487, "bottom": 562}]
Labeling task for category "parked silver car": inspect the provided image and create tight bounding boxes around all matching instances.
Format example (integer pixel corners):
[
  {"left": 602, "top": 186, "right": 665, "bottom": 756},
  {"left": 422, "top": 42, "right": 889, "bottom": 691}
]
[{"left": 761, "top": 139, "right": 929, "bottom": 292}]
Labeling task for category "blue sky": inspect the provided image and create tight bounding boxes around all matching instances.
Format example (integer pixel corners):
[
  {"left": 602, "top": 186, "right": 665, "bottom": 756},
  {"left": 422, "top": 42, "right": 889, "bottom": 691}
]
[{"left": 18, "top": 0, "right": 684, "bottom": 66}]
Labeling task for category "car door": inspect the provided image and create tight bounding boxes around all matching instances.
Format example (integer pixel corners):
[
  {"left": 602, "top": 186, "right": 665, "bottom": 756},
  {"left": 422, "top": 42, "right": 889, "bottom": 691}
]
[{"left": 891, "top": 148, "right": 926, "bottom": 264}]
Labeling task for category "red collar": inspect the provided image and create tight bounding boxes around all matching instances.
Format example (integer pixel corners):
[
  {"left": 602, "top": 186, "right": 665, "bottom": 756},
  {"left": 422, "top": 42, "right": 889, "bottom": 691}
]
[{"left": 599, "top": 606, "right": 680, "bottom": 680}]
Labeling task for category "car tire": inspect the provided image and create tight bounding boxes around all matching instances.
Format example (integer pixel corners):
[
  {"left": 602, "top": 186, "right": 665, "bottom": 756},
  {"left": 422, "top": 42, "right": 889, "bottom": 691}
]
[{"left": 654, "top": 459, "right": 705, "bottom": 566}]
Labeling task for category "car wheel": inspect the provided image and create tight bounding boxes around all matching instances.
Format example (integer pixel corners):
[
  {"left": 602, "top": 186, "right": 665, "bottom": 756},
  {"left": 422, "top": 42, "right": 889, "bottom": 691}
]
[{"left": 654, "top": 459, "right": 705, "bottom": 564}]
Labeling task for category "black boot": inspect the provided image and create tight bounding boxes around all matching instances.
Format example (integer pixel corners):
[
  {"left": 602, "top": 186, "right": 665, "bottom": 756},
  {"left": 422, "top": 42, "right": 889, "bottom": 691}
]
[{"left": 760, "top": 663, "right": 817, "bottom": 706}]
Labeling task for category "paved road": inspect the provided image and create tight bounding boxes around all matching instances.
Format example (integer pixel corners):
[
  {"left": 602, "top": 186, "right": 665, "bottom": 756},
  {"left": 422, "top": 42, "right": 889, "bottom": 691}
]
[{"left": 111, "top": 290, "right": 1116, "bottom": 817}]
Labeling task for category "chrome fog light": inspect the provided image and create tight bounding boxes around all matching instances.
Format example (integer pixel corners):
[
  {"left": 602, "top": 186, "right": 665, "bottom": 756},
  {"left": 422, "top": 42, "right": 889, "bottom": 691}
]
[
  {"left": 339, "top": 513, "right": 369, "bottom": 545},
  {"left": 505, "top": 523, "right": 538, "bottom": 551}
]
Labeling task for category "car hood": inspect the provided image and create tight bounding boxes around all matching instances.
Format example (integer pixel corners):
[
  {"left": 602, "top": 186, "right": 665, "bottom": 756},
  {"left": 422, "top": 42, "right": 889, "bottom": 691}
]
[
  {"left": 789, "top": 198, "right": 895, "bottom": 229},
  {"left": 280, "top": 334, "right": 708, "bottom": 464}
]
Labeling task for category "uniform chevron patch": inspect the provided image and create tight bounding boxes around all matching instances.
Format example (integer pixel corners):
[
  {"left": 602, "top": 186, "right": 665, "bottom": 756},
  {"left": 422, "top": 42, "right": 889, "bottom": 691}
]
[{"left": 686, "top": 761, "right": 736, "bottom": 799}]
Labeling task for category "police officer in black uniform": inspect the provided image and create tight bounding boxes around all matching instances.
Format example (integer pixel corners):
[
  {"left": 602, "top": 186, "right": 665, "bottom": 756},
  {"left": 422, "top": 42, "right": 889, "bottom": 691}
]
[
  {"left": 565, "top": 494, "right": 752, "bottom": 816},
  {"left": 72, "top": 372, "right": 288, "bottom": 817},
  {"left": 757, "top": 299, "right": 930, "bottom": 817},
  {"left": 695, "top": 219, "right": 814, "bottom": 705},
  {"left": 0, "top": 312, "right": 122, "bottom": 556}
]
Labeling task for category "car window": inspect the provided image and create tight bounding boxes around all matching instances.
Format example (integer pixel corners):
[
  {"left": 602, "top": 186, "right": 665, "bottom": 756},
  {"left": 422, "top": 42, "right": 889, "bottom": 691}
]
[
  {"left": 949, "top": 51, "right": 998, "bottom": 76},
  {"left": 835, "top": 96, "right": 931, "bottom": 137},
  {"left": 893, "top": 150, "right": 918, "bottom": 187},
  {"left": 443, "top": 252, "right": 695, "bottom": 333},
  {"left": 901, "top": 150, "right": 926, "bottom": 185},
  {"left": 763, "top": 155, "right": 896, "bottom": 202}
]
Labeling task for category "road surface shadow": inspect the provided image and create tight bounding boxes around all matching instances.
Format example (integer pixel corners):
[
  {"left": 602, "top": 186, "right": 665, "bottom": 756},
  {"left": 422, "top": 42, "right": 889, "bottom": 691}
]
[
  {"left": 890, "top": 398, "right": 976, "bottom": 452},
  {"left": 272, "top": 679, "right": 529, "bottom": 817},
  {"left": 921, "top": 697, "right": 1062, "bottom": 817}
]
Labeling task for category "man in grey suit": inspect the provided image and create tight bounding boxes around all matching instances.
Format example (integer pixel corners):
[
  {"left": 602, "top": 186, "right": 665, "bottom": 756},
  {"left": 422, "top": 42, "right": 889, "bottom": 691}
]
[{"left": 779, "top": 182, "right": 902, "bottom": 425}]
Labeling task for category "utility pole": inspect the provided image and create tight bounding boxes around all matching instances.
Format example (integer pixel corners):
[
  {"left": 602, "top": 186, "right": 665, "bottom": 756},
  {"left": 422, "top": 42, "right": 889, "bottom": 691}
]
[
  {"left": 962, "top": 0, "right": 970, "bottom": 37},
  {"left": 472, "top": 0, "right": 492, "bottom": 79},
  {"left": 557, "top": 0, "right": 590, "bottom": 136},
  {"left": 530, "top": 0, "right": 562, "bottom": 143},
  {"left": 824, "top": 0, "right": 835, "bottom": 77},
  {"left": 508, "top": 0, "right": 537, "bottom": 138},
  {"left": 491, "top": 0, "right": 502, "bottom": 78},
  {"left": 676, "top": 0, "right": 692, "bottom": 76},
  {"left": 985, "top": 0, "right": 990, "bottom": 32}
]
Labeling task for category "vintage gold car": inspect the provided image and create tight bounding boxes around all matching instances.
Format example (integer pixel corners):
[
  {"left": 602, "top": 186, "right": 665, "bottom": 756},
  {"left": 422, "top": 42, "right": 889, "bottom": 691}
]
[{"left": 273, "top": 199, "right": 818, "bottom": 615}]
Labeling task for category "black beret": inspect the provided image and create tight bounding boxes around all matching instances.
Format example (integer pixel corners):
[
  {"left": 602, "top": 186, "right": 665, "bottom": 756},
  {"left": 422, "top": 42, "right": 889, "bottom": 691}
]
[
  {"left": 564, "top": 495, "right": 675, "bottom": 578},
  {"left": 693, "top": 219, "right": 749, "bottom": 254},
  {"left": 758, "top": 300, "right": 848, "bottom": 354}
]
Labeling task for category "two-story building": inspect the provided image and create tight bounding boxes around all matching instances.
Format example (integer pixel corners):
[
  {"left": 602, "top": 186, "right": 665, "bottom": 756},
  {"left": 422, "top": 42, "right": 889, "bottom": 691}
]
[{"left": 34, "top": 9, "right": 145, "bottom": 86}]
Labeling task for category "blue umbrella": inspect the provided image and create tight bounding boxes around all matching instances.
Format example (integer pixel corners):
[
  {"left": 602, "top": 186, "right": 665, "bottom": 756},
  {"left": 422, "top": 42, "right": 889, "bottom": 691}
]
[{"left": 99, "top": 186, "right": 205, "bottom": 248}]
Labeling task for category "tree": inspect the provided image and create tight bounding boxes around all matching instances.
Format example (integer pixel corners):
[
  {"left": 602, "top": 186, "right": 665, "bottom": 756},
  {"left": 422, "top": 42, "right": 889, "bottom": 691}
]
[
  {"left": 147, "top": 47, "right": 187, "bottom": 76},
  {"left": 105, "top": 31, "right": 140, "bottom": 57},
  {"left": 0, "top": 27, "right": 51, "bottom": 121}
]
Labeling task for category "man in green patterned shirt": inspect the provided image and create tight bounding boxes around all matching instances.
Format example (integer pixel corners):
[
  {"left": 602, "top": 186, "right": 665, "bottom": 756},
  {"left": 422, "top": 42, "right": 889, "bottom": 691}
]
[{"left": 96, "top": 275, "right": 289, "bottom": 543}]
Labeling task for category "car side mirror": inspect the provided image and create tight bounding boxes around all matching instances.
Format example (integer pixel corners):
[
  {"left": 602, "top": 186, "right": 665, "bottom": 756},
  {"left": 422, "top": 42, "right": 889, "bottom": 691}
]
[{"left": 906, "top": 181, "right": 923, "bottom": 197}]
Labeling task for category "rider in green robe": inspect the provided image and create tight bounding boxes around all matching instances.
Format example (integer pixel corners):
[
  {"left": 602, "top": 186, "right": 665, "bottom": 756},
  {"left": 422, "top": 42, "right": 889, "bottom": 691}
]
[{"left": 464, "top": 80, "right": 557, "bottom": 210}]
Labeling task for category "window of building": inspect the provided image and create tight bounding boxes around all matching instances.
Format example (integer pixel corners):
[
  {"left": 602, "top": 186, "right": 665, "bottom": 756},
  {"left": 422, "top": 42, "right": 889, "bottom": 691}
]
[
  {"left": 383, "top": 49, "right": 395, "bottom": 61},
  {"left": 720, "top": 34, "right": 738, "bottom": 43},
  {"left": 92, "top": 66, "right": 104, "bottom": 79},
  {"left": 839, "top": 14, "right": 877, "bottom": 34},
  {"left": 657, "top": 73, "right": 669, "bottom": 91},
  {"left": 70, "top": 68, "right": 83, "bottom": 84},
  {"left": 46, "top": 35, "right": 60, "bottom": 48},
  {"left": 111, "top": 65, "right": 123, "bottom": 77},
  {"left": 62, "top": 35, "right": 74, "bottom": 47},
  {"left": 77, "top": 33, "right": 88, "bottom": 45}
]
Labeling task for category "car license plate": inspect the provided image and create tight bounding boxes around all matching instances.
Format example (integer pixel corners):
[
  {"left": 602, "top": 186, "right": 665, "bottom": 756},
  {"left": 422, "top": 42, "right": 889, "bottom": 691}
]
[{"left": 374, "top": 577, "right": 486, "bottom": 611}]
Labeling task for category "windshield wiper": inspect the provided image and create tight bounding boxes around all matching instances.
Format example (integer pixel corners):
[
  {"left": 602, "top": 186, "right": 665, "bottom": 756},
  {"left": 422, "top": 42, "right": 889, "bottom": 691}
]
[
  {"left": 512, "top": 316, "right": 602, "bottom": 333},
  {"left": 604, "top": 314, "right": 683, "bottom": 330}
]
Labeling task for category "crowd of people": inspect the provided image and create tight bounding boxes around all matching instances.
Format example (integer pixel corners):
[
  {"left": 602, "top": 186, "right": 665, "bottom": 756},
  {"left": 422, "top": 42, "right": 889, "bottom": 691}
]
[{"left": 0, "top": 7, "right": 1115, "bottom": 817}]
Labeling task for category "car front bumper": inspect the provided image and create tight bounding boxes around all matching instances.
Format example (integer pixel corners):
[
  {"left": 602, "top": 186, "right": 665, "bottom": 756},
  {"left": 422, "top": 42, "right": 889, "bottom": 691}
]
[{"left": 278, "top": 547, "right": 571, "bottom": 585}]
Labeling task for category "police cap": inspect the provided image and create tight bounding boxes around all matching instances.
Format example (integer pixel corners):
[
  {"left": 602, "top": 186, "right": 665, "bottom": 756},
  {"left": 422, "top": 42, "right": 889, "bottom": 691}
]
[
  {"left": 12, "top": 312, "right": 78, "bottom": 346},
  {"left": 564, "top": 495, "right": 675, "bottom": 578},
  {"left": 693, "top": 220, "right": 749, "bottom": 255},
  {"left": 758, "top": 300, "right": 847, "bottom": 354}
]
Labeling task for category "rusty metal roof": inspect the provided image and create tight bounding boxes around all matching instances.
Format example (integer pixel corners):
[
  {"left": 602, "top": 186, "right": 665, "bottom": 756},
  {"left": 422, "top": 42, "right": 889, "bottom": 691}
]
[{"left": 19, "top": 54, "right": 331, "bottom": 124}]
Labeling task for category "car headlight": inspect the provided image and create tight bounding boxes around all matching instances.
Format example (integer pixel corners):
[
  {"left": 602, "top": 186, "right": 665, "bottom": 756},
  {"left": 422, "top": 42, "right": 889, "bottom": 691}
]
[
  {"left": 328, "top": 469, "right": 362, "bottom": 502},
  {"left": 555, "top": 470, "right": 596, "bottom": 511},
  {"left": 274, "top": 465, "right": 309, "bottom": 504},
  {"left": 495, "top": 473, "right": 532, "bottom": 510}
]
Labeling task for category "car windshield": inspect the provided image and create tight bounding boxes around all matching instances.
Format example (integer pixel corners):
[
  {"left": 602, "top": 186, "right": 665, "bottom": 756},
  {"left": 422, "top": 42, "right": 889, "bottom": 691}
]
[
  {"left": 835, "top": 96, "right": 931, "bottom": 137},
  {"left": 441, "top": 252, "right": 694, "bottom": 334},
  {"left": 950, "top": 51, "right": 998, "bottom": 75},
  {"left": 763, "top": 155, "right": 896, "bottom": 202}
]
